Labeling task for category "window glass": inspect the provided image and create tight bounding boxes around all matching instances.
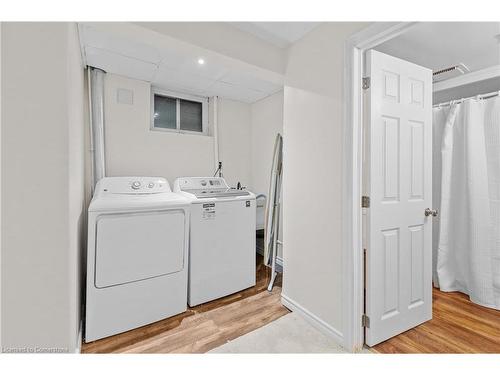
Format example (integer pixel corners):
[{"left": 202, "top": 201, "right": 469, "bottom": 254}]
[
  {"left": 153, "top": 95, "right": 176, "bottom": 130},
  {"left": 179, "top": 99, "right": 203, "bottom": 132}
]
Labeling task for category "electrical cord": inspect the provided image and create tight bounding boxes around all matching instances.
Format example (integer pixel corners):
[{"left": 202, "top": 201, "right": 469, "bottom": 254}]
[{"left": 213, "top": 161, "right": 223, "bottom": 177}]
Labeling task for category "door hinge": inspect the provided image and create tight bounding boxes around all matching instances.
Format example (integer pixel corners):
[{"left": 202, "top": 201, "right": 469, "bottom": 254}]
[
  {"left": 362, "top": 314, "right": 370, "bottom": 328},
  {"left": 362, "top": 77, "right": 370, "bottom": 90},
  {"left": 362, "top": 196, "right": 370, "bottom": 208}
]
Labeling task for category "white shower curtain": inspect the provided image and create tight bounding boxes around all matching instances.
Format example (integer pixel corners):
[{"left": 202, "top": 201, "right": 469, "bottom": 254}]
[{"left": 433, "top": 96, "right": 500, "bottom": 310}]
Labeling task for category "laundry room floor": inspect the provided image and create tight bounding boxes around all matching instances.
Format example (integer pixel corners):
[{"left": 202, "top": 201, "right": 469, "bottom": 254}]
[{"left": 81, "top": 251, "right": 289, "bottom": 353}]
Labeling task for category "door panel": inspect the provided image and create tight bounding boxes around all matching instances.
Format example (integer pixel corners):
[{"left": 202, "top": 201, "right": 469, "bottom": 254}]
[
  {"left": 95, "top": 210, "right": 186, "bottom": 288},
  {"left": 188, "top": 199, "right": 256, "bottom": 306},
  {"left": 365, "top": 49, "right": 433, "bottom": 346}
]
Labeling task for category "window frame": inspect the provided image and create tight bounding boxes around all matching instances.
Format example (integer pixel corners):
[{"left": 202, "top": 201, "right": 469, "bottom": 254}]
[{"left": 151, "top": 87, "right": 209, "bottom": 136}]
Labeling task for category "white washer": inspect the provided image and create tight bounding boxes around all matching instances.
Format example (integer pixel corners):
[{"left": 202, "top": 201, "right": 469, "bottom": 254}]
[
  {"left": 173, "top": 177, "right": 256, "bottom": 306},
  {"left": 85, "top": 177, "right": 190, "bottom": 342}
]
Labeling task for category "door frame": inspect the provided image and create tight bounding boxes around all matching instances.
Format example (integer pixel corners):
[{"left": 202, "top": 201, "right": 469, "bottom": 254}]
[{"left": 341, "top": 22, "right": 419, "bottom": 351}]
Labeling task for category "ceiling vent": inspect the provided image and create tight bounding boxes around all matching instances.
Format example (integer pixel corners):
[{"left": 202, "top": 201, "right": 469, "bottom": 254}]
[{"left": 433, "top": 63, "right": 470, "bottom": 82}]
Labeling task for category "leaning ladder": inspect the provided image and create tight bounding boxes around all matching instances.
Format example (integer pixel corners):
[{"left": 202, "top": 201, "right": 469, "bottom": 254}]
[{"left": 266, "top": 133, "right": 283, "bottom": 292}]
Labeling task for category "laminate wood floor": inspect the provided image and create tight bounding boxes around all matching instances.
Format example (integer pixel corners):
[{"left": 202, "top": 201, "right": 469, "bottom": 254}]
[
  {"left": 82, "top": 252, "right": 288, "bottom": 353},
  {"left": 372, "top": 288, "right": 500, "bottom": 353},
  {"left": 83, "top": 244, "right": 500, "bottom": 354}
]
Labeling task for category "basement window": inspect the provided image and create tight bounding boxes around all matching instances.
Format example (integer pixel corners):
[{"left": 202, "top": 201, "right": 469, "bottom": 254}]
[{"left": 151, "top": 88, "right": 208, "bottom": 135}]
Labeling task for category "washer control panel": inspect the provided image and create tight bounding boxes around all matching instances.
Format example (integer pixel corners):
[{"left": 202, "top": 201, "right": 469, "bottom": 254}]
[
  {"left": 176, "top": 177, "right": 229, "bottom": 191},
  {"left": 96, "top": 177, "right": 171, "bottom": 194}
]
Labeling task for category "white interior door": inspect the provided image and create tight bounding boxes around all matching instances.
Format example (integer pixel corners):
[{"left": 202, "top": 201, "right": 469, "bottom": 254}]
[{"left": 364, "top": 49, "right": 433, "bottom": 346}]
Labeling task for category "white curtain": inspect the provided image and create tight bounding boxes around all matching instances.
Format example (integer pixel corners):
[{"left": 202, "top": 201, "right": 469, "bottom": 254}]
[{"left": 433, "top": 96, "right": 500, "bottom": 310}]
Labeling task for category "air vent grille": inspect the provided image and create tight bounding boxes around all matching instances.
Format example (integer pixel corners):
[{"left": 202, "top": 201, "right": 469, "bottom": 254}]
[{"left": 433, "top": 63, "right": 470, "bottom": 82}]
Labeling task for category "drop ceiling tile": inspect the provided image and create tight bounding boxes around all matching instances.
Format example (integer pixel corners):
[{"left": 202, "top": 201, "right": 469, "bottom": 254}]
[
  {"left": 85, "top": 46, "right": 158, "bottom": 82},
  {"left": 182, "top": 60, "right": 229, "bottom": 81},
  {"left": 153, "top": 64, "right": 217, "bottom": 94},
  {"left": 206, "top": 81, "right": 269, "bottom": 103},
  {"left": 156, "top": 48, "right": 189, "bottom": 70},
  {"left": 160, "top": 48, "right": 228, "bottom": 80},
  {"left": 82, "top": 25, "right": 161, "bottom": 64},
  {"left": 219, "top": 71, "right": 282, "bottom": 93},
  {"left": 80, "top": 23, "right": 284, "bottom": 103}
]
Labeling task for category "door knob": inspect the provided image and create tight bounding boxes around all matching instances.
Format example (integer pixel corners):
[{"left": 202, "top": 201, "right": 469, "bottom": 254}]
[{"left": 425, "top": 208, "right": 438, "bottom": 217}]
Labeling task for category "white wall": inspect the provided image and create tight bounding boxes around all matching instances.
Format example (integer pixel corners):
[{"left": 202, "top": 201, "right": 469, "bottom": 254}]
[
  {"left": 250, "top": 91, "right": 284, "bottom": 196},
  {"left": 67, "top": 22, "right": 86, "bottom": 351},
  {"left": 0, "top": 21, "right": 2, "bottom": 349},
  {"left": 433, "top": 75, "right": 500, "bottom": 104},
  {"left": 217, "top": 98, "right": 252, "bottom": 188},
  {"left": 104, "top": 73, "right": 254, "bottom": 188},
  {"left": 1, "top": 22, "right": 85, "bottom": 353},
  {"left": 281, "top": 22, "right": 367, "bottom": 343},
  {"left": 250, "top": 91, "right": 284, "bottom": 257},
  {"left": 104, "top": 74, "right": 215, "bottom": 183}
]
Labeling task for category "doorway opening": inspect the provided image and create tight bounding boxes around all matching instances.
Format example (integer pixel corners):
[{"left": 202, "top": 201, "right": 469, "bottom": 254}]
[{"left": 345, "top": 22, "right": 500, "bottom": 353}]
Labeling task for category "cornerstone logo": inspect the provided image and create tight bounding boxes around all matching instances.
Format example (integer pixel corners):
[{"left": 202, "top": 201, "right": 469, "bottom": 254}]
[{"left": 2, "top": 347, "right": 69, "bottom": 353}]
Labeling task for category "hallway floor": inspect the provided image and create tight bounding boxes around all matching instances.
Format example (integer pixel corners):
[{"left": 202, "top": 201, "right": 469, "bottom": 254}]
[
  {"left": 373, "top": 288, "right": 500, "bottom": 353},
  {"left": 210, "top": 312, "right": 371, "bottom": 353}
]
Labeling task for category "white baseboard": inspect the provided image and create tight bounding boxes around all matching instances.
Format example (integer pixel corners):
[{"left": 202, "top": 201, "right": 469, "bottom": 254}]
[{"left": 281, "top": 293, "right": 344, "bottom": 347}]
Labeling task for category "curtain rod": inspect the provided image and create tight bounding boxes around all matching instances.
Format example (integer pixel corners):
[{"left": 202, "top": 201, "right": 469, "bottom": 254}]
[{"left": 433, "top": 90, "right": 500, "bottom": 108}]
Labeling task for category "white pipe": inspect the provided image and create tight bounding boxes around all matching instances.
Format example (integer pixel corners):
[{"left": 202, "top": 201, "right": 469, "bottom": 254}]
[
  {"left": 212, "top": 96, "right": 220, "bottom": 172},
  {"left": 86, "top": 67, "right": 95, "bottom": 195},
  {"left": 89, "top": 67, "right": 106, "bottom": 187}
]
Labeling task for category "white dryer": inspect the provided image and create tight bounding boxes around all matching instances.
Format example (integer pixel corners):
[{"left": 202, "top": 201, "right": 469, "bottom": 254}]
[
  {"left": 85, "top": 177, "right": 190, "bottom": 342},
  {"left": 173, "top": 177, "right": 256, "bottom": 306}
]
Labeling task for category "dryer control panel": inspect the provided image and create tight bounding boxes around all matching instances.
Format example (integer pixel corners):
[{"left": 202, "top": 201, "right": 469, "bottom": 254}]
[{"left": 95, "top": 177, "right": 171, "bottom": 194}]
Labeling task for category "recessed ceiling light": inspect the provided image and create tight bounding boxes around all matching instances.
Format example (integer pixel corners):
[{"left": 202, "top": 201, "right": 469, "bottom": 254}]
[{"left": 198, "top": 58, "right": 205, "bottom": 65}]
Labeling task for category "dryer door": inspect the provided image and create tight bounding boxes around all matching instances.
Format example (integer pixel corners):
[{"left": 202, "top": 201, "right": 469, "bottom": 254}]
[{"left": 94, "top": 210, "right": 186, "bottom": 288}]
